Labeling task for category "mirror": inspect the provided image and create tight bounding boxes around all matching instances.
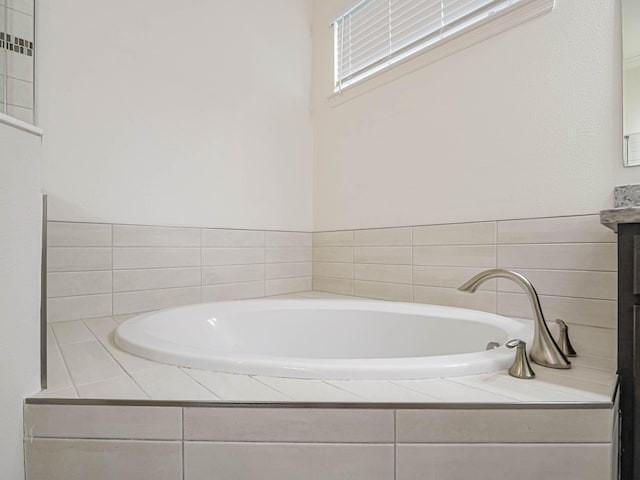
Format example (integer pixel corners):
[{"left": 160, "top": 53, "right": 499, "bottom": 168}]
[{"left": 624, "top": 0, "right": 640, "bottom": 166}]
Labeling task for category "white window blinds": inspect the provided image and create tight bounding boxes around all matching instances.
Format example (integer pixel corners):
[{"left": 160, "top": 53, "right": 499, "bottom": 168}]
[{"left": 333, "top": 0, "right": 520, "bottom": 91}]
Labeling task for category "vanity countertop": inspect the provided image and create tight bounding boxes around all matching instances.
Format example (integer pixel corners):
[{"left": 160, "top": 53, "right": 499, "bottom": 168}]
[{"left": 600, "top": 206, "right": 640, "bottom": 232}]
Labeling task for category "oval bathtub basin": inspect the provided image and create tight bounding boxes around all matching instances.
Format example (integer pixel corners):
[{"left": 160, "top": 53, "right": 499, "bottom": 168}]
[{"left": 114, "top": 299, "right": 533, "bottom": 380}]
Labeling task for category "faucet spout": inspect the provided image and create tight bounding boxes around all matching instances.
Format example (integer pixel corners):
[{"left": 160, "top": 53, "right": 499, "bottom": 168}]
[{"left": 458, "top": 269, "right": 570, "bottom": 369}]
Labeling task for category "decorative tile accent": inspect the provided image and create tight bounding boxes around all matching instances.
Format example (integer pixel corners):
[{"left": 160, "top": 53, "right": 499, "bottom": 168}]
[{"left": 0, "top": 31, "right": 33, "bottom": 56}]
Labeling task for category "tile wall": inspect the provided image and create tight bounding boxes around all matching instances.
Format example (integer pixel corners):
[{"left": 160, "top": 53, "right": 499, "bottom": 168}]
[
  {"left": 46, "top": 222, "right": 312, "bottom": 322},
  {"left": 23, "top": 403, "right": 617, "bottom": 480},
  {"left": 0, "top": 0, "right": 35, "bottom": 123},
  {"left": 313, "top": 214, "right": 618, "bottom": 371}
]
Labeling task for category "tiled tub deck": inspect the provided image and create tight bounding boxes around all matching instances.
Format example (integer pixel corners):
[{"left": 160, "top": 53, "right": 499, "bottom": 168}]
[
  {"left": 29, "top": 290, "right": 619, "bottom": 480},
  {"left": 39, "top": 291, "right": 616, "bottom": 403}
]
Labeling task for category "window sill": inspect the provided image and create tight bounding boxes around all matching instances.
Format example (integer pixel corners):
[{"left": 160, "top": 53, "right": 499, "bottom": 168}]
[
  {"left": 0, "top": 112, "right": 43, "bottom": 137},
  {"left": 328, "top": 0, "right": 554, "bottom": 108}
]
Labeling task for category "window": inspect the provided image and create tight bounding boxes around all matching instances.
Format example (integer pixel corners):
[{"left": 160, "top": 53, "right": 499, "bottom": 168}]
[{"left": 332, "top": 0, "right": 527, "bottom": 92}]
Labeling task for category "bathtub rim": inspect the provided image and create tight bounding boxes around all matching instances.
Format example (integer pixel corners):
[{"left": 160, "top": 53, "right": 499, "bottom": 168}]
[{"left": 114, "top": 298, "right": 533, "bottom": 380}]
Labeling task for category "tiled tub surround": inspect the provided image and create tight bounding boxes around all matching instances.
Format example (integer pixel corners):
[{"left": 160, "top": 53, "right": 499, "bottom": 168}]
[
  {"left": 46, "top": 221, "right": 312, "bottom": 323},
  {"left": 0, "top": 0, "right": 35, "bottom": 123},
  {"left": 23, "top": 403, "right": 618, "bottom": 480},
  {"left": 313, "top": 214, "right": 617, "bottom": 373}
]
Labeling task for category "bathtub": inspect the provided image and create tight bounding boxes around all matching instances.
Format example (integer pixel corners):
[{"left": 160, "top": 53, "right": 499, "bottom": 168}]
[{"left": 114, "top": 299, "right": 533, "bottom": 380}]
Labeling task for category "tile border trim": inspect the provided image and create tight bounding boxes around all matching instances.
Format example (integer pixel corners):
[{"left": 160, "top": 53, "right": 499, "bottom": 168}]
[{"left": 24, "top": 395, "right": 616, "bottom": 410}]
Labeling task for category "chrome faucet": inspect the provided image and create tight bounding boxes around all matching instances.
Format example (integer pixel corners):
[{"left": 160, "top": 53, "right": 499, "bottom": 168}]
[{"left": 458, "top": 269, "right": 571, "bottom": 369}]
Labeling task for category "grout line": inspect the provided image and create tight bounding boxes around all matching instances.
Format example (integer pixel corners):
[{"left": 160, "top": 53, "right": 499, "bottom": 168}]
[
  {"left": 249, "top": 376, "right": 295, "bottom": 400},
  {"left": 179, "top": 369, "right": 222, "bottom": 400},
  {"left": 80, "top": 318, "right": 151, "bottom": 400},
  {"left": 48, "top": 327, "right": 80, "bottom": 398}
]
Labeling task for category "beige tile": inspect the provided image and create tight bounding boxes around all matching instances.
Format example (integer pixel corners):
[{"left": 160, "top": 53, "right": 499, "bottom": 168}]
[
  {"left": 131, "top": 366, "right": 216, "bottom": 400},
  {"left": 354, "top": 227, "right": 411, "bottom": 246},
  {"left": 201, "top": 247, "right": 264, "bottom": 266},
  {"left": 7, "top": 0, "right": 34, "bottom": 16},
  {"left": 412, "top": 266, "right": 496, "bottom": 290},
  {"left": 265, "top": 246, "right": 312, "bottom": 263},
  {"left": 265, "top": 262, "right": 312, "bottom": 279},
  {"left": 396, "top": 444, "right": 612, "bottom": 480},
  {"left": 312, "top": 231, "right": 353, "bottom": 246},
  {"left": 265, "top": 231, "right": 312, "bottom": 247},
  {"left": 47, "top": 271, "right": 112, "bottom": 298},
  {"left": 59, "top": 341, "right": 125, "bottom": 386},
  {"left": 396, "top": 409, "right": 613, "bottom": 443},
  {"left": 531, "top": 364, "right": 617, "bottom": 392},
  {"left": 114, "top": 267, "right": 201, "bottom": 292},
  {"left": 113, "top": 286, "right": 201, "bottom": 315},
  {"left": 449, "top": 373, "right": 599, "bottom": 402},
  {"left": 76, "top": 376, "right": 149, "bottom": 400},
  {"left": 496, "top": 269, "right": 617, "bottom": 301},
  {"left": 572, "top": 354, "right": 617, "bottom": 372},
  {"left": 413, "top": 245, "right": 496, "bottom": 267},
  {"left": 83, "top": 317, "right": 161, "bottom": 373},
  {"left": 202, "top": 229, "right": 264, "bottom": 247},
  {"left": 6, "top": 104, "right": 32, "bottom": 123},
  {"left": 354, "top": 264, "right": 412, "bottom": 283},
  {"left": 202, "top": 264, "right": 263, "bottom": 285},
  {"left": 31, "top": 388, "right": 78, "bottom": 399},
  {"left": 354, "top": 280, "right": 412, "bottom": 302},
  {"left": 202, "top": 281, "right": 264, "bottom": 302},
  {"left": 48, "top": 247, "right": 112, "bottom": 272},
  {"left": 354, "top": 246, "right": 411, "bottom": 265},
  {"left": 413, "top": 221, "right": 496, "bottom": 246},
  {"left": 392, "top": 379, "right": 513, "bottom": 402},
  {"left": 51, "top": 321, "right": 94, "bottom": 345},
  {"left": 45, "top": 342, "right": 73, "bottom": 392},
  {"left": 112, "top": 313, "right": 139, "bottom": 324},
  {"left": 26, "top": 439, "right": 182, "bottom": 480},
  {"left": 181, "top": 370, "right": 289, "bottom": 401},
  {"left": 255, "top": 376, "right": 360, "bottom": 401},
  {"left": 326, "top": 381, "right": 432, "bottom": 402},
  {"left": 497, "top": 215, "right": 616, "bottom": 244},
  {"left": 498, "top": 243, "right": 617, "bottom": 271},
  {"left": 265, "top": 277, "right": 312, "bottom": 296},
  {"left": 47, "top": 294, "right": 112, "bottom": 322},
  {"left": 184, "top": 408, "right": 394, "bottom": 442},
  {"left": 312, "top": 262, "right": 353, "bottom": 279},
  {"left": 25, "top": 405, "right": 181, "bottom": 439},
  {"left": 113, "top": 247, "right": 200, "bottom": 269},
  {"left": 497, "top": 292, "right": 616, "bottom": 329},
  {"left": 47, "top": 222, "right": 111, "bottom": 247},
  {"left": 313, "top": 276, "right": 354, "bottom": 295},
  {"left": 184, "top": 442, "right": 394, "bottom": 480},
  {"left": 569, "top": 324, "right": 616, "bottom": 360},
  {"left": 413, "top": 285, "right": 496, "bottom": 313},
  {"left": 112, "top": 224, "right": 200, "bottom": 247},
  {"left": 312, "top": 246, "right": 353, "bottom": 263},
  {"left": 7, "top": 76, "right": 33, "bottom": 108}
]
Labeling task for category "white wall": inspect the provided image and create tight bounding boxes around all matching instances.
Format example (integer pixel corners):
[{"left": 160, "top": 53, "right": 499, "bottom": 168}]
[
  {"left": 0, "top": 123, "right": 42, "bottom": 480},
  {"left": 38, "top": 0, "right": 313, "bottom": 231},
  {"left": 312, "top": 0, "right": 640, "bottom": 231}
]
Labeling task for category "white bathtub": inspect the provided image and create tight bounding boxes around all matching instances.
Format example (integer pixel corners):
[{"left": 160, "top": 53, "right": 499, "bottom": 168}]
[{"left": 114, "top": 299, "right": 533, "bottom": 380}]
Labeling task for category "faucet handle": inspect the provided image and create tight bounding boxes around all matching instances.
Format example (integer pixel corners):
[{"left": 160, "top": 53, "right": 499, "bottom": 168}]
[
  {"left": 555, "top": 319, "right": 577, "bottom": 357},
  {"left": 505, "top": 339, "right": 536, "bottom": 379}
]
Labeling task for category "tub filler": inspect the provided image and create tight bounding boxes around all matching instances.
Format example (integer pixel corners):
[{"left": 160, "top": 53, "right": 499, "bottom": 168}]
[{"left": 114, "top": 299, "right": 533, "bottom": 380}]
